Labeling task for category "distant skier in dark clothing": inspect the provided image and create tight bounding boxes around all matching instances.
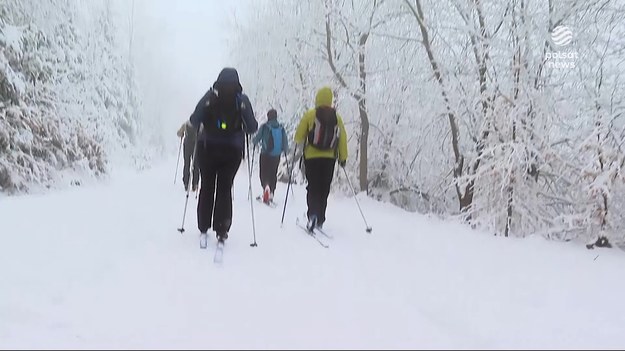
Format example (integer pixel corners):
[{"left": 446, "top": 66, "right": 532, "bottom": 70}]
[
  {"left": 252, "top": 108, "right": 289, "bottom": 204},
  {"left": 188, "top": 68, "right": 258, "bottom": 247},
  {"left": 177, "top": 121, "right": 200, "bottom": 192}
]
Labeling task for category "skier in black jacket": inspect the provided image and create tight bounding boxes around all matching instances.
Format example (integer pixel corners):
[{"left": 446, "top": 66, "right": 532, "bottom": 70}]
[{"left": 188, "top": 68, "right": 258, "bottom": 246}]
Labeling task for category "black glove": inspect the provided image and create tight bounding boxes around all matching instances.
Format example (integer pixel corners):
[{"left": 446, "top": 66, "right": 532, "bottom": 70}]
[{"left": 338, "top": 160, "right": 346, "bottom": 168}]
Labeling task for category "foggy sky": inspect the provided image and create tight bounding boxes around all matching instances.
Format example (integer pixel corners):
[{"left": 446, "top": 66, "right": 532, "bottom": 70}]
[{"left": 130, "top": 0, "right": 250, "bottom": 147}]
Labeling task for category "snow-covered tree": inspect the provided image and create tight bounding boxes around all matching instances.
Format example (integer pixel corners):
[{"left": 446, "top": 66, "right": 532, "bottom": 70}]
[
  {"left": 230, "top": 0, "right": 625, "bottom": 246},
  {"left": 0, "top": 0, "right": 153, "bottom": 194}
]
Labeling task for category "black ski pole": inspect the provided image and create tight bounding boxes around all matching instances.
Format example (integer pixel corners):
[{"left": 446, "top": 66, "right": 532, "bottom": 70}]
[
  {"left": 281, "top": 146, "right": 298, "bottom": 227},
  {"left": 177, "top": 134, "right": 199, "bottom": 234},
  {"left": 246, "top": 136, "right": 258, "bottom": 247},
  {"left": 342, "top": 166, "right": 373, "bottom": 233},
  {"left": 251, "top": 144, "right": 257, "bottom": 173},
  {"left": 284, "top": 150, "right": 295, "bottom": 198},
  {"left": 174, "top": 136, "right": 183, "bottom": 184},
  {"left": 248, "top": 144, "right": 257, "bottom": 201}
]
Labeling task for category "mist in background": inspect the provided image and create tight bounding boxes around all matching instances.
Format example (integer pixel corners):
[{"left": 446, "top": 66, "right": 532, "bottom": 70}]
[{"left": 130, "top": 0, "right": 251, "bottom": 155}]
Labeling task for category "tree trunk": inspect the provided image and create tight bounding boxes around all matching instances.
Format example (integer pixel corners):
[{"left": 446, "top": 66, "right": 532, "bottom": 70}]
[
  {"left": 324, "top": 5, "right": 370, "bottom": 193},
  {"left": 504, "top": 185, "right": 514, "bottom": 237},
  {"left": 405, "top": 0, "right": 468, "bottom": 213},
  {"left": 597, "top": 126, "right": 608, "bottom": 232},
  {"left": 358, "top": 33, "right": 369, "bottom": 192},
  {"left": 505, "top": 2, "right": 522, "bottom": 238},
  {"left": 358, "top": 101, "right": 369, "bottom": 192}
]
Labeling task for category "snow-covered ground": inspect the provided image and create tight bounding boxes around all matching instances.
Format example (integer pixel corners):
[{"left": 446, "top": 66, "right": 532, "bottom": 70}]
[{"left": 1, "top": 159, "right": 625, "bottom": 349}]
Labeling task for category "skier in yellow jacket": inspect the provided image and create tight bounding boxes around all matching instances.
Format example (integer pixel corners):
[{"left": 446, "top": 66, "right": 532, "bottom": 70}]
[{"left": 294, "top": 86, "right": 348, "bottom": 231}]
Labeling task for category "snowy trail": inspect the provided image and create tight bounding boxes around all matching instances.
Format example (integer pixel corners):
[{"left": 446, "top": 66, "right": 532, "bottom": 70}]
[{"left": 2, "top": 160, "right": 625, "bottom": 349}]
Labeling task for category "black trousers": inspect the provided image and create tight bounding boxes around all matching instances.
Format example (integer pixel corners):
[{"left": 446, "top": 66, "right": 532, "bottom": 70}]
[
  {"left": 196, "top": 142, "right": 242, "bottom": 234},
  {"left": 304, "top": 158, "right": 336, "bottom": 225},
  {"left": 182, "top": 141, "right": 200, "bottom": 190},
  {"left": 259, "top": 153, "right": 280, "bottom": 193}
]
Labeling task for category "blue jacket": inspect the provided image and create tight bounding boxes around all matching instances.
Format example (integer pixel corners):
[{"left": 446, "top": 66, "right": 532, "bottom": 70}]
[
  {"left": 189, "top": 68, "right": 258, "bottom": 150},
  {"left": 252, "top": 119, "right": 289, "bottom": 156}
]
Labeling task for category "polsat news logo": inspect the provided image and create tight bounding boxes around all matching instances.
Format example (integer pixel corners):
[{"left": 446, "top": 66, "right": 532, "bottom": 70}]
[
  {"left": 551, "top": 26, "right": 573, "bottom": 46},
  {"left": 547, "top": 25, "right": 577, "bottom": 69}
]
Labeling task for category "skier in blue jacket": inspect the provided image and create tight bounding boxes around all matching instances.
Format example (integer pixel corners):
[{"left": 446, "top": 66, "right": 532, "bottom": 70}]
[{"left": 252, "top": 109, "right": 289, "bottom": 204}]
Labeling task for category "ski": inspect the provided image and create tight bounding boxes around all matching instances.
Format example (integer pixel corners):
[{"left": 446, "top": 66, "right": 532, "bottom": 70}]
[
  {"left": 255, "top": 196, "right": 278, "bottom": 208},
  {"left": 295, "top": 215, "right": 332, "bottom": 239},
  {"left": 314, "top": 227, "right": 333, "bottom": 239},
  {"left": 200, "top": 233, "right": 208, "bottom": 249},
  {"left": 213, "top": 240, "right": 225, "bottom": 264},
  {"left": 295, "top": 218, "right": 329, "bottom": 248}
]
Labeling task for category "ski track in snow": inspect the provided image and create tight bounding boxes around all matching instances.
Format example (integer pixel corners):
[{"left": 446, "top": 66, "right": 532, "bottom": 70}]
[{"left": 1, "top": 159, "right": 625, "bottom": 349}]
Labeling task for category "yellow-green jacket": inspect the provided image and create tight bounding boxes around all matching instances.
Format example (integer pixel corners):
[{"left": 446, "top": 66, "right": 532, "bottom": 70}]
[{"left": 294, "top": 87, "right": 348, "bottom": 162}]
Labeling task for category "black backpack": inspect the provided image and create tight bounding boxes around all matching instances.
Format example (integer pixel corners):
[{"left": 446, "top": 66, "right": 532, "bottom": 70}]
[
  {"left": 201, "top": 90, "right": 243, "bottom": 137},
  {"left": 308, "top": 106, "right": 339, "bottom": 150}
]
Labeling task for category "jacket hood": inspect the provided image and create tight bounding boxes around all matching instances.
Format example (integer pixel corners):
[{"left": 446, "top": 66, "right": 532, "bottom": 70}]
[
  {"left": 315, "top": 86, "right": 333, "bottom": 108},
  {"left": 213, "top": 67, "right": 243, "bottom": 93}
]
